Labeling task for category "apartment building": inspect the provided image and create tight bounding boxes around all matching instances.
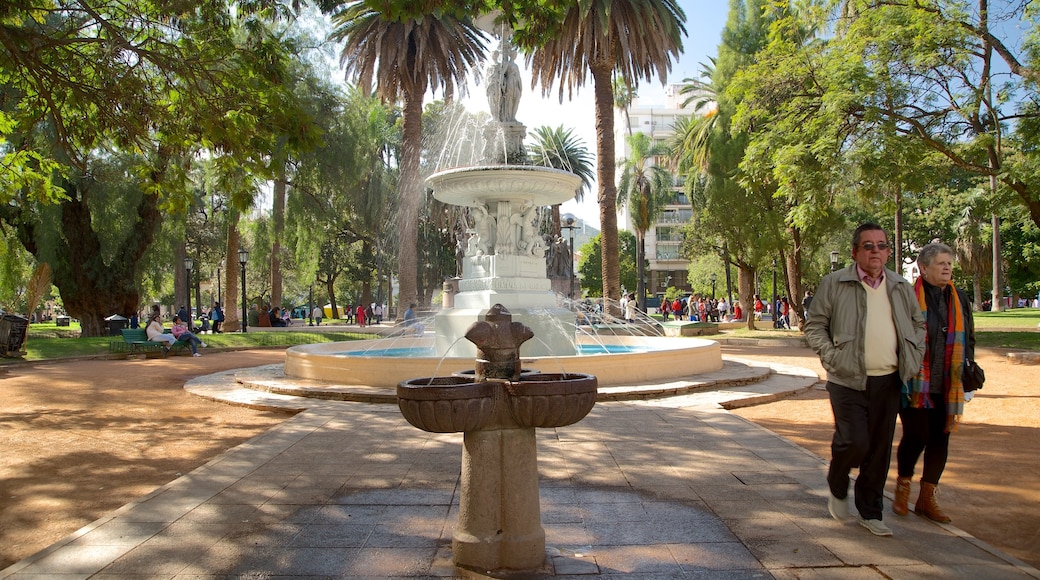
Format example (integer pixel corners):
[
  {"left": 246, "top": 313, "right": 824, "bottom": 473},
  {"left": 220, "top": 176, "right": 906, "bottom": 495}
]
[{"left": 616, "top": 84, "right": 698, "bottom": 295}]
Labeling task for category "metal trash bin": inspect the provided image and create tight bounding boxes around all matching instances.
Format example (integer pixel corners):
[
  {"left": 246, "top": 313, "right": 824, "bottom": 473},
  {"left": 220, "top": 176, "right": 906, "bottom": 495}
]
[
  {"left": 0, "top": 313, "right": 29, "bottom": 357},
  {"left": 105, "top": 314, "right": 129, "bottom": 336},
  {"left": 55, "top": 315, "right": 70, "bottom": 327}
]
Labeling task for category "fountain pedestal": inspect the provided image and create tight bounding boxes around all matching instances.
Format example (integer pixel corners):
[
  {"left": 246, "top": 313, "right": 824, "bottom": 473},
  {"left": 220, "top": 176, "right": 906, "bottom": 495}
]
[
  {"left": 398, "top": 305, "right": 597, "bottom": 572},
  {"left": 455, "top": 406, "right": 545, "bottom": 570}
]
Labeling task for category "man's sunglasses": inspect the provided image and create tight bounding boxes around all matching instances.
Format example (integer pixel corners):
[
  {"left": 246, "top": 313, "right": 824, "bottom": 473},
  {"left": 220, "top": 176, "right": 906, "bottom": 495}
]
[{"left": 859, "top": 242, "right": 890, "bottom": 251}]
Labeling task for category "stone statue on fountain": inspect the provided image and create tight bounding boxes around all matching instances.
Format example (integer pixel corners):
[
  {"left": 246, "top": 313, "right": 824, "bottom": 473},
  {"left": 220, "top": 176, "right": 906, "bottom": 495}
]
[{"left": 483, "top": 24, "right": 525, "bottom": 164}]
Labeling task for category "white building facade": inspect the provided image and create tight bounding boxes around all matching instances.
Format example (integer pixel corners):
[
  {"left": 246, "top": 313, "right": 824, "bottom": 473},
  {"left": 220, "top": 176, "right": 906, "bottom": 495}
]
[{"left": 616, "top": 84, "right": 699, "bottom": 296}]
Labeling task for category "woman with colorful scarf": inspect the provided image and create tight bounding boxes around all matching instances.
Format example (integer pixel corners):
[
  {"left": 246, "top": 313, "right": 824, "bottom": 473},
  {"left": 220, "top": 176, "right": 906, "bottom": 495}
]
[{"left": 894, "top": 242, "right": 976, "bottom": 523}]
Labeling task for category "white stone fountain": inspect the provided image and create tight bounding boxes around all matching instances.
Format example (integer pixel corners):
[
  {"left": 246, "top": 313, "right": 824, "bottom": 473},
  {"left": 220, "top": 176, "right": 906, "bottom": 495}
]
[{"left": 429, "top": 23, "right": 581, "bottom": 358}]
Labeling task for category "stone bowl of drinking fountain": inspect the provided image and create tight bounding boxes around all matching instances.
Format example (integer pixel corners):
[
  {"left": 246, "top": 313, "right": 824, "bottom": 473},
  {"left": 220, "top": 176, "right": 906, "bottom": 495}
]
[
  {"left": 396, "top": 304, "right": 597, "bottom": 572},
  {"left": 396, "top": 377, "right": 496, "bottom": 433},
  {"left": 397, "top": 304, "right": 597, "bottom": 434}
]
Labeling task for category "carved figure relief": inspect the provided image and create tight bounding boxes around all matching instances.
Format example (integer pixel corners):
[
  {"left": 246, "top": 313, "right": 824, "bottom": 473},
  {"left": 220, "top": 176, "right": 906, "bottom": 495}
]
[
  {"left": 471, "top": 204, "right": 495, "bottom": 256},
  {"left": 514, "top": 202, "right": 546, "bottom": 257}
]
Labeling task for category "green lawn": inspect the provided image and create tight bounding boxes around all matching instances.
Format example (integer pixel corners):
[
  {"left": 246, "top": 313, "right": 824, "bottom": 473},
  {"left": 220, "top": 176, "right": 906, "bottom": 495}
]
[
  {"left": 718, "top": 309, "right": 1040, "bottom": 351},
  {"left": 973, "top": 309, "right": 1040, "bottom": 329},
  {"left": 1, "top": 321, "right": 370, "bottom": 364}
]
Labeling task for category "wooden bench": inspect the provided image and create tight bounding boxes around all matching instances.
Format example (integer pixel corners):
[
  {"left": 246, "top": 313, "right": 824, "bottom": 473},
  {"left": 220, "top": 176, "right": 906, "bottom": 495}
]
[{"left": 119, "top": 328, "right": 188, "bottom": 357}]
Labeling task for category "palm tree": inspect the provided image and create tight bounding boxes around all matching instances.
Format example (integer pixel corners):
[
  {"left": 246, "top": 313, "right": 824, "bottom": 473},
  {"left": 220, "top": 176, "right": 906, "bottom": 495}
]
[
  {"left": 527, "top": 0, "right": 686, "bottom": 314},
  {"left": 613, "top": 76, "right": 638, "bottom": 138},
  {"left": 617, "top": 132, "right": 672, "bottom": 312},
  {"left": 323, "top": 1, "right": 486, "bottom": 317},
  {"left": 527, "top": 124, "right": 595, "bottom": 234},
  {"left": 674, "top": 58, "right": 719, "bottom": 174}
]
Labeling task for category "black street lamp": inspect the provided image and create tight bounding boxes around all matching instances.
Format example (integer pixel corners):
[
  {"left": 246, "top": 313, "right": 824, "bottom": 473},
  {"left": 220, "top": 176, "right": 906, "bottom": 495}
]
[
  {"left": 771, "top": 258, "right": 778, "bottom": 322},
  {"left": 183, "top": 256, "right": 194, "bottom": 326},
  {"left": 830, "top": 250, "right": 840, "bottom": 272},
  {"left": 710, "top": 272, "right": 717, "bottom": 300},
  {"left": 216, "top": 267, "right": 222, "bottom": 306},
  {"left": 308, "top": 283, "right": 314, "bottom": 326},
  {"left": 561, "top": 213, "right": 577, "bottom": 300},
  {"left": 238, "top": 248, "right": 249, "bottom": 333}
]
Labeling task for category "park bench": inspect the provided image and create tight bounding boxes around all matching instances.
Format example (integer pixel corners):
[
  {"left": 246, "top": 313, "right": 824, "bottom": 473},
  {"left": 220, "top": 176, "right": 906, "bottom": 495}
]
[{"left": 119, "top": 328, "right": 188, "bottom": 357}]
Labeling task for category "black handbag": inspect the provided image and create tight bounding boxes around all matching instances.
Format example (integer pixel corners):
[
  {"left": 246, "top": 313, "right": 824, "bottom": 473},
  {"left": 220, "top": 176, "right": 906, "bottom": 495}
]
[{"left": 962, "top": 359, "right": 985, "bottom": 392}]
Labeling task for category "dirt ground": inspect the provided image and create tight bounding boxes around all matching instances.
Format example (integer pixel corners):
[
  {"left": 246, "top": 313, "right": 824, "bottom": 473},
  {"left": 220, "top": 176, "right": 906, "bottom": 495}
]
[
  {"left": 0, "top": 345, "right": 1037, "bottom": 571},
  {"left": 0, "top": 350, "right": 291, "bottom": 569},
  {"left": 727, "top": 344, "right": 1040, "bottom": 569}
]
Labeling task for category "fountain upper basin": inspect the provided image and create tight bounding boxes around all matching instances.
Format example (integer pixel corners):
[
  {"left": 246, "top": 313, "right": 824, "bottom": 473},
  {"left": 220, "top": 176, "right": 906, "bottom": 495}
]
[
  {"left": 284, "top": 335, "right": 722, "bottom": 389},
  {"left": 427, "top": 165, "right": 582, "bottom": 208}
]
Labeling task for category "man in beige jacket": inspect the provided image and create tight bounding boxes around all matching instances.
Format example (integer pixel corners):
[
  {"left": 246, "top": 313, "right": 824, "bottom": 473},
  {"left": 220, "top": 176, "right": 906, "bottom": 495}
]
[{"left": 805, "top": 223, "right": 926, "bottom": 536}]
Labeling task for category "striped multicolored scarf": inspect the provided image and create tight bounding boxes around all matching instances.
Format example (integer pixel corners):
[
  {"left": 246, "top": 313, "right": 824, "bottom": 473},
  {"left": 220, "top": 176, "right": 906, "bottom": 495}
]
[{"left": 903, "top": 277, "right": 965, "bottom": 432}]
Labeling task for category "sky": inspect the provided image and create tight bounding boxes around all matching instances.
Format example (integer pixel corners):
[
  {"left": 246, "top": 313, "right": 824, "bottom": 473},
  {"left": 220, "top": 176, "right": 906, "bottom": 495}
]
[{"left": 462, "top": 1, "right": 730, "bottom": 228}]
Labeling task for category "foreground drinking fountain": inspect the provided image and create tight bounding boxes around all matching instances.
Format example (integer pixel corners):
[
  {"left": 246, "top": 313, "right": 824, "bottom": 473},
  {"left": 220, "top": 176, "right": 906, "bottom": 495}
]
[{"left": 397, "top": 304, "right": 597, "bottom": 571}]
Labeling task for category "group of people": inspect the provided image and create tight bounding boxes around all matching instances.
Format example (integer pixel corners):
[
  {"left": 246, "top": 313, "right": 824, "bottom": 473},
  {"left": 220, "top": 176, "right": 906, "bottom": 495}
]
[
  {"left": 659, "top": 294, "right": 737, "bottom": 323},
  {"left": 143, "top": 304, "right": 207, "bottom": 357},
  {"left": 806, "top": 222, "right": 978, "bottom": 537}
]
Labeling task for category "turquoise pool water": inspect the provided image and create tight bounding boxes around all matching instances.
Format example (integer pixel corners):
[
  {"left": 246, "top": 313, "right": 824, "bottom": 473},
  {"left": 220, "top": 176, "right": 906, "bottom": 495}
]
[{"left": 338, "top": 344, "right": 651, "bottom": 357}]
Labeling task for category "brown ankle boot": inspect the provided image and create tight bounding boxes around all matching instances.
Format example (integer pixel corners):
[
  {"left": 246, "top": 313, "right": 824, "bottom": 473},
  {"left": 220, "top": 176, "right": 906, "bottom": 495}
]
[
  {"left": 893, "top": 476, "right": 912, "bottom": 516},
  {"left": 914, "top": 481, "right": 952, "bottom": 523}
]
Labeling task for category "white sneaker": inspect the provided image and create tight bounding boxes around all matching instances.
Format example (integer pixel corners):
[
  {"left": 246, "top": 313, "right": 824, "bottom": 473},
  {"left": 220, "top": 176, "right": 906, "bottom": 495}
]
[
  {"left": 200, "top": 342, "right": 207, "bottom": 348},
  {"left": 828, "top": 492, "right": 849, "bottom": 521},
  {"left": 193, "top": 352, "right": 202, "bottom": 357},
  {"left": 857, "top": 516, "right": 893, "bottom": 536}
]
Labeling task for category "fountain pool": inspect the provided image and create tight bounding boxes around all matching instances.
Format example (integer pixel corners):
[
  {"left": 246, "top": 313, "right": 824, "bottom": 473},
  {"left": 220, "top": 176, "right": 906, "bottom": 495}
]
[{"left": 284, "top": 333, "right": 721, "bottom": 389}]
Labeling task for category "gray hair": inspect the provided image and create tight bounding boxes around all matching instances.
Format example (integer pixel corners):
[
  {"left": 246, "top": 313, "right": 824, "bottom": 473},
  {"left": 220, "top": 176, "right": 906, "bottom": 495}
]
[{"left": 917, "top": 242, "right": 954, "bottom": 268}]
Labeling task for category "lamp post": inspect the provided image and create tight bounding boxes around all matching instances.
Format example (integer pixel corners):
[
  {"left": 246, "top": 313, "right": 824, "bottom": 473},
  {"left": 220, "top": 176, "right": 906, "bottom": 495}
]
[
  {"left": 183, "top": 256, "right": 194, "bottom": 326},
  {"left": 830, "top": 250, "right": 840, "bottom": 272},
  {"left": 216, "top": 267, "right": 222, "bottom": 306},
  {"left": 771, "top": 259, "right": 778, "bottom": 326},
  {"left": 710, "top": 272, "right": 717, "bottom": 300},
  {"left": 308, "top": 283, "right": 314, "bottom": 326},
  {"left": 561, "top": 213, "right": 577, "bottom": 300},
  {"left": 238, "top": 248, "right": 249, "bottom": 333}
]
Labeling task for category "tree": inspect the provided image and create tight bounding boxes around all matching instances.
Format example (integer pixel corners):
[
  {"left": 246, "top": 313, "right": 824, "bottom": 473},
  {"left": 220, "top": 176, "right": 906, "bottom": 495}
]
[
  {"left": 322, "top": 1, "right": 487, "bottom": 318},
  {"left": 287, "top": 85, "right": 398, "bottom": 317},
  {"left": 822, "top": 1, "right": 1040, "bottom": 310},
  {"left": 672, "top": 0, "right": 779, "bottom": 330},
  {"left": 617, "top": 132, "right": 671, "bottom": 312},
  {"left": 578, "top": 231, "right": 638, "bottom": 298},
  {"left": 0, "top": 2, "right": 314, "bottom": 336},
  {"left": 527, "top": 124, "right": 594, "bottom": 234},
  {"left": 526, "top": 0, "right": 686, "bottom": 314}
]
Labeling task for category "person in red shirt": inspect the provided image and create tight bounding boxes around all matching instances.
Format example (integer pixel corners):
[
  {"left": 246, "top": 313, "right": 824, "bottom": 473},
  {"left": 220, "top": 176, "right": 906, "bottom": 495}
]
[{"left": 356, "top": 303, "right": 366, "bottom": 327}]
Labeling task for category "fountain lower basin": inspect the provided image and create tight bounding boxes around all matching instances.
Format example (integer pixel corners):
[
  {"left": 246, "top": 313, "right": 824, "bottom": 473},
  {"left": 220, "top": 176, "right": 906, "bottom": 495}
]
[{"left": 284, "top": 334, "right": 722, "bottom": 389}]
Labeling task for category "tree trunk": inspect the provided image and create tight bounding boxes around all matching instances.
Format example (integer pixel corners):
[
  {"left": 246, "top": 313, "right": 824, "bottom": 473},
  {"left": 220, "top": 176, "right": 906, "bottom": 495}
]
[
  {"left": 991, "top": 211, "right": 1002, "bottom": 311},
  {"left": 327, "top": 278, "right": 339, "bottom": 319},
  {"left": 224, "top": 214, "right": 241, "bottom": 332},
  {"left": 786, "top": 227, "right": 805, "bottom": 328},
  {"left": 893, "top": 189, "right": 903, "bottom": 272},
  {"left": 738, "top": 264, "right": 756, "bottom": 331},
  {"left": 592, "top": 62, "right": 620, "bottom": 314},
  {"left": 396, "top": 90, "right": 423, "bottom": 319},
  {"left": 270, "top": 168, "right": 287, "bottom": 309},
  {"left": 636, "top": 231, "right": 646, "bottom": 312},
  {"left": 32, "top": 181, "right": 161, "bottom": 337}
]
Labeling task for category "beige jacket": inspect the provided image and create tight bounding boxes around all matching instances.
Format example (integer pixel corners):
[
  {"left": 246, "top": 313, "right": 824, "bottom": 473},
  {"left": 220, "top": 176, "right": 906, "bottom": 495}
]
[{"left": 804, "top": 264, "right": 926, "bottom": 390}]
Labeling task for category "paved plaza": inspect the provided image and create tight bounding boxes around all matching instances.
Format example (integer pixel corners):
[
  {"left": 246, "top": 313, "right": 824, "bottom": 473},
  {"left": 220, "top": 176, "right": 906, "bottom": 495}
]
[{"left": 2, "top": 356, "right": 1037, "bottom": 579}]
